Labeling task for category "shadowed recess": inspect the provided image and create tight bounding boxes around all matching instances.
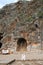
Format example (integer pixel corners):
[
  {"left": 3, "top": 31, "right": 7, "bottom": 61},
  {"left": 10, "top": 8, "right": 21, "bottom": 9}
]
[{"left": 17, "top": 38, "right": 27, "bottom": 51}]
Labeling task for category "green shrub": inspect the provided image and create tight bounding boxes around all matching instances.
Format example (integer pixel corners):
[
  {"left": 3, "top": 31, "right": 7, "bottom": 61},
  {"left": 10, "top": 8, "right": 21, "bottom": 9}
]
[
  {"left": 27, "top": 16, "right": 33, "bottom": 22},
  {"left": 37, "top": 11, "right": 43, "bottom": 18}
]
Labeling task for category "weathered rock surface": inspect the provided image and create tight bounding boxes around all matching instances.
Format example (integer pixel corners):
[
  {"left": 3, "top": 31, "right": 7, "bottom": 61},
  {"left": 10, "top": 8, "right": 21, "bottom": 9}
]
[{"left": 0, "top": 0, "right": 43, "bottom": 48}]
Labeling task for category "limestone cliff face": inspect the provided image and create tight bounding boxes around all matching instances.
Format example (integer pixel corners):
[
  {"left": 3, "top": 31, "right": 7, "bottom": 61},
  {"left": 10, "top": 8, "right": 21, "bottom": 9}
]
[{"left": 0, "top": 0, "right": 43, "bottom": 48}]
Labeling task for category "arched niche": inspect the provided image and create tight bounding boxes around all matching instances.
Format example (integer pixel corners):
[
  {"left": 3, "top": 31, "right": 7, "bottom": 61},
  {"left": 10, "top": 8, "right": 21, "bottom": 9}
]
[{"left": 16, "top": 38, "right": 27, "bottom": 51}]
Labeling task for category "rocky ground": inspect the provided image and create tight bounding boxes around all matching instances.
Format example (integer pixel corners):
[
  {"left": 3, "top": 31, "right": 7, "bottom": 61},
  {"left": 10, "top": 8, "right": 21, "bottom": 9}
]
[
  {"left": 8, "top": 60, "right": 43, "bottom": 65},
  {"left": 0, "top": 61, "right": 43, "bottom": 65}
]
